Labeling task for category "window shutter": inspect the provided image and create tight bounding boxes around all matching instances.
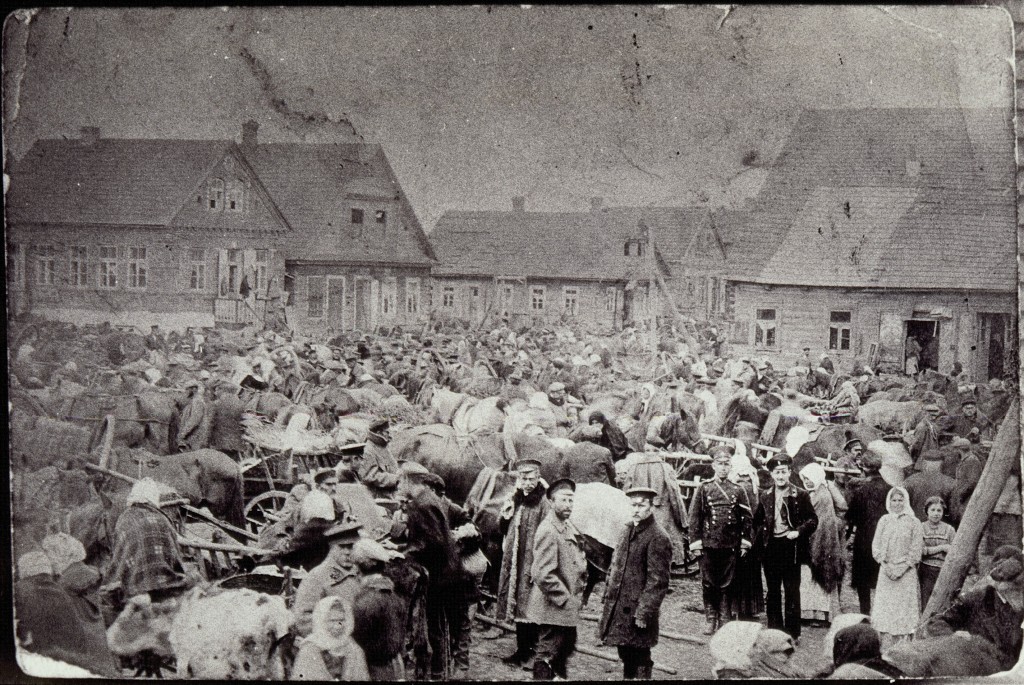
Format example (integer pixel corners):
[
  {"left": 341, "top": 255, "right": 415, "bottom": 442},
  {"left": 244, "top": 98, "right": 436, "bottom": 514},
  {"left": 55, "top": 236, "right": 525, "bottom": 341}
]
[
  {"left": 243, "top": 248, "right": 257, "bottom": 285},
  {"left": 217, "top": 249, "right": 228, "bottom": 297}
]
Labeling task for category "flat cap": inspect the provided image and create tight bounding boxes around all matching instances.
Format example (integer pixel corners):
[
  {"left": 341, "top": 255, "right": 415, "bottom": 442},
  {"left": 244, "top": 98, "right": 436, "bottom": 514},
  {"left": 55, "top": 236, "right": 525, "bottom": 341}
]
[
  {"left": 625, "top": 487, "right": 658, "bottom": 501},
  {"left": 514, "top": 458, "right": 543, "bottom": 472},
  {"left": 766, "top": 454, "right": 793, "bottom": 471},
  {"left": 547, "top": 478, "right": 576, "bottom": 498}
]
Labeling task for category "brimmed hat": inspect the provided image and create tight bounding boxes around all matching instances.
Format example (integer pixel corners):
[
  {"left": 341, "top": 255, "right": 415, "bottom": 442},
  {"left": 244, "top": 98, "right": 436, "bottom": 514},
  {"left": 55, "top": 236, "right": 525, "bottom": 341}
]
[
  {"left": 766, "top": 454, "right": 793, "bottom": 471},
  {"left": 547, "top": 382, "right": 566, "bottom": 393},
  {"left": 625, "top": 487, "right": 657, "bottom": 501},
  {"left": 422, "top": 472, "right": 446, "bottom": 494},
  {"left": 514, "top": 458, "right": 542, "bottom": 472},
  {"left": 369, "top": 418, "right": 390, "bottom": 434},
  {"left": 323, "top": 519, "right": 363, "bottom": 544},
  {"left": 547, "top": 478, "right": 576, "bottom": 498},
  {"left": 711, "top": 446, "right": 733, "bottom": 463},
  {"left": 400, "top": 462, "right": 431, "bottom": 478},
  {"left": 842, "top": 438, "right": 864, "bottom": 451}
]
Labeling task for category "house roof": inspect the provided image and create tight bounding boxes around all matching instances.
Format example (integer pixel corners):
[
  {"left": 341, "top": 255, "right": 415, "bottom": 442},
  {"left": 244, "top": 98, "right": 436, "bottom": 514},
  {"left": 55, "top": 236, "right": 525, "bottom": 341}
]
[
  {"left": 731, "top": 107, "right": 1016, "bottom": 292},
  {"left": 430, "top": 205, "right": 705, "bottom": 281},
  {"left": 7, "top": 135, "right": 435, "bottom": 267}
]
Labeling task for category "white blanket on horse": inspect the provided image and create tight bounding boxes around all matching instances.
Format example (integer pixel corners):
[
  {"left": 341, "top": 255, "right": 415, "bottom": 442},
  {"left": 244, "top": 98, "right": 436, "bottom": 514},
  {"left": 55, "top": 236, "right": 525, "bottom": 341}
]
[{"left": 569, "top": 482, "right": 632, "bottom": 549}]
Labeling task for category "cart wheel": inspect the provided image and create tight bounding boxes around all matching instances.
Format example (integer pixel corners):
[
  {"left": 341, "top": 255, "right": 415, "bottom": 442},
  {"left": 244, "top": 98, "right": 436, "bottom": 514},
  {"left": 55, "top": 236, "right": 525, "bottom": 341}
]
[{"left": 244, "top": 490, "right": 290, "bottom": 534}]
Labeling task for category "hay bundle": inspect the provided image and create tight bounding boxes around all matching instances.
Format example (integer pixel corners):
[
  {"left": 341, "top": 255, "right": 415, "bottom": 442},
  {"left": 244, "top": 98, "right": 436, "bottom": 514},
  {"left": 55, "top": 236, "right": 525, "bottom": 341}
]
[
  {"left": 12, "top": 417, "right": 93, "bottom": 471},
  {"left": 374, "top": 394, "right": 429, "bottom": 427},
  {"left": 241, "top": 415, "right": 335, "bottom": 455}
]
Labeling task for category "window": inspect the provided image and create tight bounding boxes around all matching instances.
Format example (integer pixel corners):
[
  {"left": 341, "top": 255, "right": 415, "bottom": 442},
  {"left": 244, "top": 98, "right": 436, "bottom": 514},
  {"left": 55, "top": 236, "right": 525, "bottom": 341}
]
[
  {"left": 406, "top": 278, "right": 420, "bottom": 314},
  {"left": 829, "top": 311, "right": 852, "bottom": 351},
  {"left": 189, "top": 249, "right": 206, "bottom": 290},
  {"left": 70, "top": 246, "right": 88, "bottom": 287},
  {"left": 470, "top": 286, "right": 480, "bottom": 297},
  {"left": 381, "top": 279, "right": 397, "bottom": 316},
  {"left": 208, "top": 178, "right": 224, "bottom": 211},
  {"left": 563, "top": 287, "right": 579, "bottom": 316},
  {"left": 351, "top": 208, "right": 364, "bottom": 224},
  {"left": 442, "top": 286, "right": 455, "bottom": 308},
  {"left": 501, "top": 283, "right": 514, "bottom": 317},
  {"left": 605, "top": 286, "right": 616, "bottom": 313},
  {"left": 225, "top": 179, "right": 244, "bottom": 212},
  {"left": 307, "top": 276, "right": 325, "bottom": 318},
  {"left": 624, "top": 239, "right": 645, "bottom": 257},
  {"left": 35, "top": 246, "right": 56, "bottom": 286},
  {"left": 8, "top": 243, "right": 23, "bottom": 288},
  {"left": 128, "top": 246, "right": 148, "bottom": 289},
  {"left": 710, "top": 277, "right": 720, "bottom": 313},
  {"left": 227, "top": 249, "right": 241, "bottom": 293},
  {"left": 531, "top": 286, "right": 546, "bottom": 311},
  {"left": 254, "top": 249, "right": 268, "bottom": 292},
  {"left": 755, "top": 308, "right": 777, "bottom": 348},
  {"left": 375, "top": 210, "right": 387, "bottom": 224},
  {"left": 99, "top": 245, "right": 118, "bottom": 288}
]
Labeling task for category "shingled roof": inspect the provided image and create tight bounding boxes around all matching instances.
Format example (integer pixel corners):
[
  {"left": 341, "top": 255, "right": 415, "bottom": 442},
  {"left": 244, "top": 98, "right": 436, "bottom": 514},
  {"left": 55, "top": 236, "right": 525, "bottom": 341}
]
[
  {"left": 430, "top": 205, "right": 705, "bottom": 281},
  {"left": 730, "top": 107, "right": 1016, "bottom": 292}
]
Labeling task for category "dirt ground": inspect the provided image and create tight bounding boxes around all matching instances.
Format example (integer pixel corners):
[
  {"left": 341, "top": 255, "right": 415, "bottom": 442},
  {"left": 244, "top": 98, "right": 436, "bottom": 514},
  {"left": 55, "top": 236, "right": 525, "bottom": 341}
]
[{"left": 465, "top": 560, "right": 865, "bottom": 681}]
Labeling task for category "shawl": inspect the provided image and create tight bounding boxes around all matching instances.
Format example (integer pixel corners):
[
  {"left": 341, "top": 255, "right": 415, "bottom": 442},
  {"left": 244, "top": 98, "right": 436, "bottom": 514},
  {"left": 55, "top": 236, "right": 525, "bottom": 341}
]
[{"left": 801, "top": 463, "right": 846, "bottom": 592}]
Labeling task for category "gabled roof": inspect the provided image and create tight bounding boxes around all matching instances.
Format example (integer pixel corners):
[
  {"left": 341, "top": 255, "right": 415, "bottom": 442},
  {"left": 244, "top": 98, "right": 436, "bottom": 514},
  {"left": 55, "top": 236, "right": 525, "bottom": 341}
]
[
  {"left": 729, "top": 107, "right": 1016, "bottom": 291},
  {"left": 430, "top": 205, "right": 704, "bottom": 282}
]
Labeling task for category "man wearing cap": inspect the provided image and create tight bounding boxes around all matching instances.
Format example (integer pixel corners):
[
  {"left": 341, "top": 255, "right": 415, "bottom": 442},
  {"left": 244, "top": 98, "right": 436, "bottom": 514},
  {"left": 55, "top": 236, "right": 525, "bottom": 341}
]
[
  {"left": 526, "top": 478, "right": 587, "bottom": 680},
  {"left": 688, "top": 448, "right": 753, "bottom": 634},
  {"left": 752, "top": 454, "right": 817, "bottom": 642},
  {"left": 176, "top": 379, "right": 210, "bottom": 452},
  {"left": 598, "top": 486, "right": 673, "bottom": 680},
  {"left": 357, "top": 419, "right": 401, "bottom": 499},
  {"left": 903, "top": 450, "right": 955, "bottom": 522},
  {"left": 292, "top": 520, "right": 365, "bottom": 637},
  {"left": 834, "top": 437, "right": 865, "bottom": 493},
  {"left": 926, "top": 550, "right": 1024, "bottom": 672},
  {"left": 943, "top": 396, "right": 994, "bottom": 441},
  {"left": 497, "top": 458, "right": 550, "bottom": 667},
  {"left": 908, "top": 404, "right": 944, "bottom": 468},
  {"left": 546, "top": 382, "right": 576, "bottom": 437},
  {"left": 845, "top": 447, "right": 891, "bottom": 614}
]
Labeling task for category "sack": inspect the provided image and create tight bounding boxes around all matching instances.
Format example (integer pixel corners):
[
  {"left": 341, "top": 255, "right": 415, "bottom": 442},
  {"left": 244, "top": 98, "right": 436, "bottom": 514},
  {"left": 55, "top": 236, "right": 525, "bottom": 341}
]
[{"left": 461, "top": 548, "right": 489, "bottom": 577}]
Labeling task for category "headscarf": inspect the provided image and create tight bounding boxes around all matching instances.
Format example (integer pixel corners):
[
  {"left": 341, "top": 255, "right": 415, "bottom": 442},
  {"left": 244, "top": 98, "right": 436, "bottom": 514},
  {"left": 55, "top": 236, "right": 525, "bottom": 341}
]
[
  {"left": 785, "top": 426, "right": 812, "bottom": 458},
  {"left": 41, "top": 533, "right": 87, "bottom": 575},
  {"left": 300, "top": 489, "right": 337, "bottom": 524},
  {"left": 801, "top": 462, "right": 846, "bottom": 592},
  {"left": 126, "top": 477, "right": 166, "bottom": 508},
  {"left": 885, "top": 486, "right": 911, "bottom": 516},
  {"left": 304, "top": 596, "right": 356, "bottom": 652},
  {"left": 833, "top": 623, "right": 882, "bottom": 668},
  {"left": 798, "top": 462, "right": 827, "bottom": 492},
  {"left": 18, "top": 551, "right": 53, "bottom": 579}
]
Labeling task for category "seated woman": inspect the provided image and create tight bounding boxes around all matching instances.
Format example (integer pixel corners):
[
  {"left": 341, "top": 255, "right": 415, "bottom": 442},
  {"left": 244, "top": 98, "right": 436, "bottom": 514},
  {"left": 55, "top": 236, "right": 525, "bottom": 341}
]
[
  {"left": 290, "top": 596, "right": 369, "bottom": 681},
  {"left": 828, "top": 623, "right": 904, "bottom": 679}
]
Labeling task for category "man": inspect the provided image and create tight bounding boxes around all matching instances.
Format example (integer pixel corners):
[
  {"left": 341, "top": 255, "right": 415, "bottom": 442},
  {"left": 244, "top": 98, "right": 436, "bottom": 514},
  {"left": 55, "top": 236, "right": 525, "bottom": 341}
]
[
  {"left": 208, "top": 381, "right": 247, "bottom": 460},
  {"left": 658, "top": 404, "right": 703, "bottom": 453},
  {"left": 588, "top": 411, "right": 631, "bottom": 463},
  {"left": 908, "top": 404, "right": 943, "bottom": 468},
  {"left": 497, "top": 458, "right": 550, "bottom": 667},
  {"left": 598, "top": 487, "right": 673, "bottom": 680},
  {"left": 903, "top": 450, "right": 955, "bottom": 522},
  {"left": 176, "top": 379, "right": 210, "bottom": 452},
  {"left": 145, "top": 324, "right": 166, "bottom": 364},
  {"left": 926, "top": 551, "right": 1024, "bottom": 672},
  {"left": 624, "top": 450, "right": 690, "bottom": 567},
  {"left": 752, "top": 454, "right": 817, "bottom": 642},
  {"left": 834, "top": 437, "right": 865, "bottom": 493},
  {"left": 943, "top": 397, "right": 994, "bottom": 441},
  {"left": 292, "top": 519, "right": 365, "bottom": 637},
  {"left": 688, "top": 448, "right": 752, "bottom": 634},
  {"left": 108, "top": 478, "right": 192, "bottom": 603},
  {"left": 546, "top": 382, "right": 578, "bottom": 438},
  {"left": 845, "top": 448, "right": 890, "bottom": 614},
  {"left": 357, "top": 418, "right": 401, "bottom": 498},
  {"left": 526, "top": 478, "right": 588, "bottom": 681}
]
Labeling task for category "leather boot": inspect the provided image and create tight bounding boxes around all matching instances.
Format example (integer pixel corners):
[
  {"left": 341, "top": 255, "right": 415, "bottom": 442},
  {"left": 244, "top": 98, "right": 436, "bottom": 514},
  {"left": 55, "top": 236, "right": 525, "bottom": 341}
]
[
  {"left": 635, "top": 664, "right": 653, "bottom": 680},
  {"left": 502, "top": 623, "right": 534, "bottom": 666},
  {"left": 718, "top": 595, "right": 732, "bottom": 628},
  {"left": 532, "top": 659, "right": 554, "bottom": 680},
  {"left": 702, "top": 605, "right": 720, "bottom": 635}
]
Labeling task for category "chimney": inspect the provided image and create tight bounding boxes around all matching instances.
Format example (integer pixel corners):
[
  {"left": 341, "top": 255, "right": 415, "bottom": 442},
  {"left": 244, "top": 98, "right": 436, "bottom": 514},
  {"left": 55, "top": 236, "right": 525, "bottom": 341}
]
[
  {"left": 512, "top": 196, "right": 526, "bottom": 212},
  {"left": 590, "top": 197, "right": 604, "bottom": 212},
  {"left": 905, "top": 159, "right": 921, "bottom": 178},
  {"left": 80, "top": 126, "right": 100, "bottom": 145},
  {"left": 242, "top": 120, "right": 259, "bottom": 152}
]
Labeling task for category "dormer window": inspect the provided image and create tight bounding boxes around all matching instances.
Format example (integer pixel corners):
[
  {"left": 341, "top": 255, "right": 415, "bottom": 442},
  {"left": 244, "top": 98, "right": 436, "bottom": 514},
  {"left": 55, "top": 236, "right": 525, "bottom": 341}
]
[
  {"left": 375, "top": 210, "right": 387, "bottom": 224},
  {"left": 624, "top": 239, "right": 645, "bottom": 257},
  {"left": 208, "top": 178, "right": 224, "bottom": 211},
  {"left": 225, "top": 179, "right": 244, "bottom": 213},
  {"left": 351, "top": 208, "right": 364, "bottom": 224}
]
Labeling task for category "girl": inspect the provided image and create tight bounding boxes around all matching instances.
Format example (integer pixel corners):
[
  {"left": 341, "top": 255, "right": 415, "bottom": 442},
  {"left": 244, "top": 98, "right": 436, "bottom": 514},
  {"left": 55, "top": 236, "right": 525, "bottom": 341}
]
[
  {"left": 919, "top": 496, "right": 955, "bottom": 608},
  {"left": 798, "top": 463, "right": 847, "bottom": 625},
  {"left": 871, "top": 486, "right": 924, "bottom": 646},
  {"left": 291, "top": 596, "right": 370, "bottom": 681}
]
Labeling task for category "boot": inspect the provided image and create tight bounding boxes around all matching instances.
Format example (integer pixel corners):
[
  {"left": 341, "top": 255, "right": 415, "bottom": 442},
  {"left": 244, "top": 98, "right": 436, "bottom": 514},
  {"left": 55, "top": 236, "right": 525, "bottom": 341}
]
[
  {"left": 635, "top": 664, "right": 653, "bottom": 680},
  {"left": 532, "top": 659, "right": 554, "bottom": 680},
  {"left": 702, "top": 606, "right": 720, "bottom": 635},
  {"left": 502, "top": 623, "right": 534, "bottom": 666},
  {"left": 718, "top": 595, "right": 732, "bottom": 628}
]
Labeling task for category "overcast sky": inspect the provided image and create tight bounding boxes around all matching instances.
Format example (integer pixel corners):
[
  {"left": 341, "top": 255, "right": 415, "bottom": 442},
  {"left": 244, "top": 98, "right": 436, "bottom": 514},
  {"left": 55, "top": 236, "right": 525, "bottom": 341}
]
[{"left": 3, "top": 5, "right": 1013, "bottom": 231}]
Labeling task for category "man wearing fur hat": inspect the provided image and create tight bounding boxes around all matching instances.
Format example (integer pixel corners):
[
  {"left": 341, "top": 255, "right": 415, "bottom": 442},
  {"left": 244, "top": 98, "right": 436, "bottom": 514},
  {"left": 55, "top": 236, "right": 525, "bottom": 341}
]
[
  {"left": 844, "top": 446, "right": 891, "bottom": 615},
  {"left": 357, "top": 418, "right": 401, "bottom": 498}
]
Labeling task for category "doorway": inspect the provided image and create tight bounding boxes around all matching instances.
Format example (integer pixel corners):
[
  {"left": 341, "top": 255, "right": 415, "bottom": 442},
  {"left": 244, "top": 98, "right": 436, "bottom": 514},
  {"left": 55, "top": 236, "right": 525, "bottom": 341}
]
[
  {"left": 906, "top": 320, "right": 940, "bottom": 372},
  {"left": 978, "top": 313, "right": 1011, "bottom": 381},
  {"left": 354, "top": 278, "right": 371, "bottom": 331}
]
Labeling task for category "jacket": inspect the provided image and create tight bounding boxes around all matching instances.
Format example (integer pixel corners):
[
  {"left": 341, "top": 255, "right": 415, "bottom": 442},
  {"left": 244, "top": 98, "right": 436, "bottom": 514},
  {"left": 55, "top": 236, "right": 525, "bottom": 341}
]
[
  {"left": 357, "top": 439, "right": 400, "bottom": 497},
  {"left": 598, "top": 514, "right": 673, "bottom": 648},
  {"left": 688, "top": 477, "right": 751, "bottom": 550},
  {"left": 497, "top": 484, "right": 550, "bottom": 622},
  {"left": 752, "top": 484, "right": 817, "bottom": 564},
  {"left": 525, "top": 511, "right": 588, "bottom": 627}
]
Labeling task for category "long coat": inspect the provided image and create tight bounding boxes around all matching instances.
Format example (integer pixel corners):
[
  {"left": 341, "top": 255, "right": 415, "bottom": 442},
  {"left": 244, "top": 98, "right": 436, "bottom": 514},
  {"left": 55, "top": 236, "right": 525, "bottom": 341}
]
[
  {"left": 845, "top": 475, "right": 890, "bottom": 590},
  {"left": 752, "top": 484, "right": 818, "bottom": 564},
  {"left": 525, "top": 511, "right": 588, "bottom": 627},
  {"left": 624, "top": 454, "right": 690, "bottom": 563},
  {"left": 598, "top": 515, "right": 673, "bottom": 648},
  {"left": 497, "top": 484, "right": 550, "bottom": 622}
]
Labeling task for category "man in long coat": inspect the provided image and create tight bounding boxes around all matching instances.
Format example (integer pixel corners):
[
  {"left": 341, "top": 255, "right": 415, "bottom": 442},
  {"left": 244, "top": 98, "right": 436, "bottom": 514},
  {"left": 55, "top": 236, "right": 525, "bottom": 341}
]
[
  {"left": 497, "top": 458, "right": 550, "bottom": 666},
  {"left": 526, "top": 478, "right": 588, "bottom": 680},
  {"left": 357, "top": 418, "right": 401, "bottom": 499},
  {"left": 844, "top": 448, "right": 890, "bottom": 615},
  {"left": 623, "top": 451, "right": 690, "bottom": 565},
  {"left": 598, "top": 487, "right": 673, "bottom": 680}
]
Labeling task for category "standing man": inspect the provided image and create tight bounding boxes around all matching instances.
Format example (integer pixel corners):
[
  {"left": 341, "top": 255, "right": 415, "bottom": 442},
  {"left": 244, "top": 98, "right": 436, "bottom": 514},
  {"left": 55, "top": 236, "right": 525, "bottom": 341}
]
[
  {"left": 598, "top": 487, "right": 673, "bottom": 680},
  {"left": 357, "top": 419, "right": 401, "bottom": 499},
  {"left": 292, "top": 520, "right": 366, "bottom": 637},
  {"left": 908, "top": 404, "right": 943, "bottom": 468},
  {"left": 497, "top": 458, "right": 550, "bottom": 667},
  {"left": 526, "top": 478, "right": 588, "bottom": 681},
  {"left": 753, "top": 454, "right": 817, "bottom": 643},
  {"left": 687, "top": 448, "right": 752, "bottom": 635},
  {"left": 176, "top": 379, "right": 210, "bottom": 452},
  {"left": 845, "top": 448, "right": 890, "bottom": 614}
]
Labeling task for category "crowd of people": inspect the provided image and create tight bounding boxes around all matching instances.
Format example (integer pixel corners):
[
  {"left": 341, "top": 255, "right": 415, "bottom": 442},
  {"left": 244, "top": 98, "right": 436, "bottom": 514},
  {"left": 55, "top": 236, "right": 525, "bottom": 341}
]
[{"left": 9, "top": 315, "right": 1023, "bottom": 680}]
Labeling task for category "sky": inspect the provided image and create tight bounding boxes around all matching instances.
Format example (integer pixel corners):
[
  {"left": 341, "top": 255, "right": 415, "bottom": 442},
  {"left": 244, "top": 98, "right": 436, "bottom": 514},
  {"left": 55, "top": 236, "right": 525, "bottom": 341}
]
[{"left": 2, "top": 5, "right": 1014, "bottom": 232}]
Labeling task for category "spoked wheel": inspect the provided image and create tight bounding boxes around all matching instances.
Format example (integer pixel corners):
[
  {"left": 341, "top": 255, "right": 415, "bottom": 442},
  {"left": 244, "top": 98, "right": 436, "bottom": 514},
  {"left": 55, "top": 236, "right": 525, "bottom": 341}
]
[{"left": 243, "top": 489, "right": 290, "bottom": 535}]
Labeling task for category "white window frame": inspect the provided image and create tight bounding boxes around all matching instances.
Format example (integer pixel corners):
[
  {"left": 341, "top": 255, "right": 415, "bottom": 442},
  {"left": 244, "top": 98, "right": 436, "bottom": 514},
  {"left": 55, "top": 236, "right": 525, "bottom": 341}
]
[
  {"left": 99, "top": 245, "right": 118, "bottom": 289},
  {"left": 531, "top": 286, "right": 546, "bottom": 311},
  {"left": 254, "top": 249, "right": 268, "bottom": 293},
  {"left": 563, "top": 286, "right": 579, "bottom": 316},
  {"left": 69, "top": 246, "right": 89, "bottom": 287},
  {"left": 755, "top": 308, "right": 778, "bottom": 349},
  {"left": 442, "top": 285, "right": 456, "bottom": 309},
  {"left": 381, "top": 278, "right": 397, "bottom": 318},
  {"left": 406, "top": 278, "right": 420, "bottom": 315},
  {"left": 188, "top": 248, "right": 206, "bottom": 291},
  {"left": 127, "top": 246, "right": 148, "bottom": 289},
  {"left": 208, "top": 178, "right": 224, "bottom": 212},
  {"left": 8, "top": 243, "right": 24, "bottom": 289},
  {"left": 35, "top": 245, "right": 57, "bottom": 286},
  {"left": 307, "top": 276, "right": 325, "bottom": 318},
  {"left": 828, "top": 311, "right": 853, "bottom": 351}
]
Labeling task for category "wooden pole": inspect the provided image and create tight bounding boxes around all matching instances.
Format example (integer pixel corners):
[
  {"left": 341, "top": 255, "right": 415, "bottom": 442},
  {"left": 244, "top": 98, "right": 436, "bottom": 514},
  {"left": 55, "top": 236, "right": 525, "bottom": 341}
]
[
  {"left": 639, "top": 219, "right": 698, "bottom": 350},
  {"left": 917, "top": 399, "right": 1020, "bottom": 633},
  {"left": 474, "top": 613, "right": 678, "bottom": 674},
  {"left": 177, "top": 536, "right": 272, "bottom": 556}
]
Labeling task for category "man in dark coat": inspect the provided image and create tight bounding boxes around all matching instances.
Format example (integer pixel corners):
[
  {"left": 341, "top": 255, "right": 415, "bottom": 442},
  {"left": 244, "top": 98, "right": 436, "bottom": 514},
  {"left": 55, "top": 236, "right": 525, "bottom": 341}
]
[
  {"left": 598, "top": 487, "right": 673, "bottom": 680},
  {"left": 752, "top": 454, "right": 817, "bottom": 642},
  {"left": 497, "top": 458, "right": 550, "bottom": 666},
  {"left": 208, "top": 381, "right": 248, "bottom": 459},
  {"left": 903, "top": 450, "right": 955, "bottom": 522},
  {"left": 943, "top": 398, "right": 994, "bottom": 441},
  {"left": 844, "top": 448, "right": 890, "bottom": 614},
  {"left": 589, "top": 411, "right": 631, "bottom": 463},
  {"left": 658, "top": 405, "right": 703, "bottom": 453},
  {"left": 358, "top": 418, "right": 401, "bottom": 498},
  {"left": 688, "top": 448, "right": 753, "bottom": 634}
]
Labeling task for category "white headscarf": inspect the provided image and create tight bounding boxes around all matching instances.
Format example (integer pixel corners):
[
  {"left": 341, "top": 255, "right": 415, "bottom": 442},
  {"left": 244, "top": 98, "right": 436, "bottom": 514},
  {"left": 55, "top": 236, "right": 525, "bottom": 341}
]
[
  {"left": 300, "top": 489, "right": 336, "bottom": 524},
  {"left": 126, "top": 477, "right": 165, "bottom": 508},
  {"left": 885, "top": 486, "right": 911, "bottom": 516},
  {"left": 798, "top": 462, "right": 827, "bottom": 492},
  {"left": 305, "top": 596, "right": 356, "bottom": 652},
  {"left": 41, "top": 533, "right": 87, "bottom": 575}
]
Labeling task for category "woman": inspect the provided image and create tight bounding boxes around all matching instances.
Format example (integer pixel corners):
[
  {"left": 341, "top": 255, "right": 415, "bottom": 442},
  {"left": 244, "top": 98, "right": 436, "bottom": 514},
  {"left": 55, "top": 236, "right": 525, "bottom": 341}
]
[
  {"left": 725, "top": 450, "right": 763, "bottom": 620},
  {"left": 871, "top": 486, "right": 924, "bottom": 646},
  {"left": 291, "top": 596, "right": 370, "bottom": 681},
  {"left": 798, "top": 463, "right": 847, "bottom": 625},
  {"left": 827, "top": 623, "right": 904, "bottom": 679},
  {"left": 919, "top": 496, "right": 955, "bottom": 608}
]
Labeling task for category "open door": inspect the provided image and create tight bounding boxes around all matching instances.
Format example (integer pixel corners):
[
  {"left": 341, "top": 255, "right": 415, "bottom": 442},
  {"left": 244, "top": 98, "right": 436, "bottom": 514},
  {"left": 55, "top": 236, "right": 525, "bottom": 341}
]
[
  {"left": 354, "top": 278, "right": 372, "bottom": 331},
  {"left": 327, "top": 277, "right": 345, "bottom": 331}
]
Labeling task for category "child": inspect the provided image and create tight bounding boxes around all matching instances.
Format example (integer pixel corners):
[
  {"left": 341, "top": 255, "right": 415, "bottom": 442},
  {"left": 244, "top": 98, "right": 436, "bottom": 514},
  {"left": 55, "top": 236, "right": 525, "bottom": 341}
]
[
  {"left": 871, "top": 486, "right": 924, "bottom": 647},
  {"left": 919, "top": 496, "right": 955, "bottom": 608}
]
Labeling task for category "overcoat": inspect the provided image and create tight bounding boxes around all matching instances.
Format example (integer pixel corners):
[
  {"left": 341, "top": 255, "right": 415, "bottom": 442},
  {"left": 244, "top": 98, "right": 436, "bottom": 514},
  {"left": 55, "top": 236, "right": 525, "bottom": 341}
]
[
  {"left": 496, "top": 484, "right": 550, "bottom": 622},
  {"left": 525, "top": 511, "right": 588, "bottom": 627},
  {"left": 597, "top": 514, "right": 673, "bottom": 648},
  {"left": 752, "top": 484, "right": 818, "bottom": 564},
  {"left": 845, "top": 475, "right": 890, "bottom": 590}
]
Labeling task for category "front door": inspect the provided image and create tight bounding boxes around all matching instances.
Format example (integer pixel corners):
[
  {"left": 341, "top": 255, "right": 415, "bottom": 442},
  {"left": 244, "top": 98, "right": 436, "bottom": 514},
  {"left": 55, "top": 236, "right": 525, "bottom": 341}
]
[
  {"left": 327, "top": 277, "right": 345, "bottom": 331},
  {"left": 354, "top": 278, "right": 371, "bottom": 332},
  {"left": 905, "top": 319, "right": 940, "bottom": 373}
]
